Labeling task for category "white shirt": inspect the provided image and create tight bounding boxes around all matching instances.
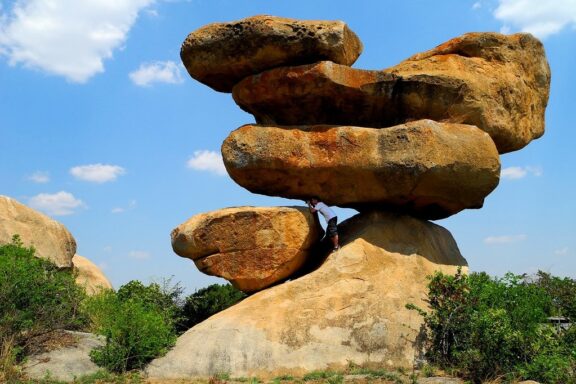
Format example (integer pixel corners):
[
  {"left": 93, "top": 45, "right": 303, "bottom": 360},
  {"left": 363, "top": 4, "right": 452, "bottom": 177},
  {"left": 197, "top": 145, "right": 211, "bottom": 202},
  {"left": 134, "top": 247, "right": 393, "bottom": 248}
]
[{"left": 313, "top": 202, "right": 336, "bottom": 222}]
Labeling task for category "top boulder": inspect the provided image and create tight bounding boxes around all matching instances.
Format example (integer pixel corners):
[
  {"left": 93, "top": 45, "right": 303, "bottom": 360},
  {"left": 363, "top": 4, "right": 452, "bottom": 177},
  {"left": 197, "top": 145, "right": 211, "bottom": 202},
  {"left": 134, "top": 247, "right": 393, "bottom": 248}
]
[{"left": 180, "top": 15, "right": 363, "bottom": 92}]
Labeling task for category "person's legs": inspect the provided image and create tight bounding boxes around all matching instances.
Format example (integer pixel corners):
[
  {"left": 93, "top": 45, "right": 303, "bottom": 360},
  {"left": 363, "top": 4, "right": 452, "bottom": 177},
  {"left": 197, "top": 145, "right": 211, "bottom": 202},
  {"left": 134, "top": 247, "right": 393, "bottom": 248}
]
[{"left": 327, "top": 217, "right": 339, "bottom": 250}]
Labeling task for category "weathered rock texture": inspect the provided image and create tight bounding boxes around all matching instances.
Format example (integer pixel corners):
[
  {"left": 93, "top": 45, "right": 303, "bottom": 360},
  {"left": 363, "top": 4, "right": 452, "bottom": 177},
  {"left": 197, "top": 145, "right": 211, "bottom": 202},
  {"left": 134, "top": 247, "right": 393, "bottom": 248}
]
[
  {"left": 147, "top": 212, "right": 468, "bottom": 379},
  {"left": 0, "top": 195, "right": 76, "bottom": 268},
  {"left": 222, "top": 121, "right": 500, "bottom": 220},
  {"left": 172, "top": 206, "right": 324, "bottom": 292},
  {"left": 181, "top": 15, "right": 363, "bottom": 92},
  {"left": 233, "top": 32, "right": 551, "bottom": 153},
  {"left": 23, "top": 331, "right": 105, "bottom": 382},
  {"left": 72, "top": 254, "right": 113, "bottom": 295}
]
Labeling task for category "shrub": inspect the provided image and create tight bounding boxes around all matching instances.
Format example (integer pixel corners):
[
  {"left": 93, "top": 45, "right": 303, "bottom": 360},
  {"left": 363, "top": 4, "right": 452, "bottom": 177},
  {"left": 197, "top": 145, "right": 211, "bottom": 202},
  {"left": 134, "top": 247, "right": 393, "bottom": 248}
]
[
  {"left": 0, "top": 235, "right": 86, "bottom": 362},
  {"left": 409, "top": 269, "right": 575, "bottom": 383},
  {"left": 84, "top": 285, "right": 177, "bottom": 372},
  {"left": 181, "top": 283, "right": 246, "bottom": 329}
]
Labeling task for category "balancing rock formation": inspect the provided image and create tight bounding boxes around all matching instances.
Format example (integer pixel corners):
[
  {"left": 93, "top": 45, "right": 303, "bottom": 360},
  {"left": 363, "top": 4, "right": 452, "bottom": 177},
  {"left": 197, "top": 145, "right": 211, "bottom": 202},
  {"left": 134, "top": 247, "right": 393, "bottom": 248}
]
[{"left": 149, "top": 15, "right": 550, "bottom": 378}]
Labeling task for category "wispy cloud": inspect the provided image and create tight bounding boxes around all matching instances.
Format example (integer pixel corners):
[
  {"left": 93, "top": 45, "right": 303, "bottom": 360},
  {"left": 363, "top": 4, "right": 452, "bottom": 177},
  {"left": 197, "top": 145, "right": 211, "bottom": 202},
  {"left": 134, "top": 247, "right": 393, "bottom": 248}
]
[
  {"left": 29, "top": 191, "right": 85, "bottom": 216},
  {"left": 27, "top": 171, "right": 50, "bottom": 183},
  {"left": 494, "top": 0, "right": 576, "bottom": 39},
  {"left": 186, "top": 150, "right": 227, "bottom": 176},
  {"left": 111, "top": 199, "right": 136, "bottom": 214},
  {"left": 0, "top": 0, "right": 154, "bottom": 83},
  {"left": 484, "top": 234, "right": 528, "bottom": 245},
  {"left": 501, "top": 166, "right": 543, "bottom": 180},
  {"left": 129, "top": 60, "right": 184, "bottom": 86},
  {"left": 472, "top": 1, "right": 482, "bottom": 10},
  {"left": 555, "top": 247, "right": 569, "bottom": 256},
  {"left": 70, "top": 164, "right": 126, "bottom": 183},
  {"left": 128, "top": 250, "right": 150, "bottom": 260}
]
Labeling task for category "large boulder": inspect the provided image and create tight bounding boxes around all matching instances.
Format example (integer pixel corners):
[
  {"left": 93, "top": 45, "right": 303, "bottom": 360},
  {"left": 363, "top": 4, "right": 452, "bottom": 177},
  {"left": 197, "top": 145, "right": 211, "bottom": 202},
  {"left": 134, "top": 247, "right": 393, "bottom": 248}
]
[
  {"left": 222, "top": 121, "right": 500, "bottom": 220},
  {"left": 181, "top": 15, "right": 363, "bottom": 92},
  {"left": 146, "top": 212, "right": 468, "bottom": 379},
  {"left": 172, "top": 206, "right": 323, "bottom": 292},
  {"left": 232, "top": 32, "right": 550, "bottom": 153},
  {"left": 72, "top": 254, "right": 113, "bottom": 295},
  {"left": 0, "top": 195, "right": 76, "bottom": 268}
]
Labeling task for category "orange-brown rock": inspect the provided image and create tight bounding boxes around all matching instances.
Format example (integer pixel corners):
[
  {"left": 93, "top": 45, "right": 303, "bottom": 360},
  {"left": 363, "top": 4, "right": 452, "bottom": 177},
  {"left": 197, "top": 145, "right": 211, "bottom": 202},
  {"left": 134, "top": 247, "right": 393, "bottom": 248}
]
[
  {"left": 181, "top": 15, "right": 363, "bottom": 92},
  {"left": 233, "top": 32, "right": 550, "bottom": 153},
  {"left": 222, "top": 121, "right": 500, "bottom": 220},
  {"left": 72, "top": 254, "right": 113, "bottom": 295},
  {"left": 0, "top": 195, "right": 76, "bottom": 268},
  {"left": 171, "top": 206, "right": 323, "bottom": 292},
  {"left": 147, "top": 212, "right": 468, "bottom": 378}
]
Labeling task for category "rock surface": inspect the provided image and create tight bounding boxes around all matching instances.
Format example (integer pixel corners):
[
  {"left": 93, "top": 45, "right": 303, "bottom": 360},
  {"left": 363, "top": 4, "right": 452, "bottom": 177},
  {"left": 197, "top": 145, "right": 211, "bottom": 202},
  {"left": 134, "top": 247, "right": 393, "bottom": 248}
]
[
  {"left": 172, "top": 206, "right": 324, "bottom": 292},
  {"left": 147, "top": 212, "right": 468, "bottom": 379},
  {"left": 72, "top": 254, "right": 113, "bottom": 295},
  {"left": 0, "top": 195, "right": 76, "bottom": 268},
  {"left": 222, "top": 121, "right": 500, "bottom": 220},
  {"left": 233, "top": 32, "right": 550, "bottom": 153},
  {"left": 181, "top": 15, "right": 363, "bottom": 92},
  {"left": 23, "top": 331, "right": 105, "bottom": 382}
]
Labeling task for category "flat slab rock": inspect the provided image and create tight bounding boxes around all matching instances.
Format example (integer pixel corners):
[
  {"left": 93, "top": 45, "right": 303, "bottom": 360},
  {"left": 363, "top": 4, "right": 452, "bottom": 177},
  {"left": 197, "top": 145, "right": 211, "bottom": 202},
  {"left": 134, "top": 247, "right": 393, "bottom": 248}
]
[
  {"left": 233, "top": 32, "right": 550, "bottom": 153},
  {"left": 0, "top": 195, "right": 76, "bottom": 268},
  {"left": 181, "top": 15, "right": 363, "bottom": 92},
  {"left": 172, "top": 206, "right": 323, "bottom": 292},
  {"left": 23, "top": 331, "right": 105, "bottom": 382},
  {"left": 147, "top": 211, "right": 468, "bottom": 379},
  {"left": 222, "top": 121, "right": 500, "bottom": 220}
]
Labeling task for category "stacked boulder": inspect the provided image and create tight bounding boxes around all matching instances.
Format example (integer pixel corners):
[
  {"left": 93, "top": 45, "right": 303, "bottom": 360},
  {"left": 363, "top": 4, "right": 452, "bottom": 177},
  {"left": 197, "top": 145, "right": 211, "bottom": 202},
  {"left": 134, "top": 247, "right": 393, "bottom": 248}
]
[{"left": 148, "top": 15, "right": 550, "bottom": 379}]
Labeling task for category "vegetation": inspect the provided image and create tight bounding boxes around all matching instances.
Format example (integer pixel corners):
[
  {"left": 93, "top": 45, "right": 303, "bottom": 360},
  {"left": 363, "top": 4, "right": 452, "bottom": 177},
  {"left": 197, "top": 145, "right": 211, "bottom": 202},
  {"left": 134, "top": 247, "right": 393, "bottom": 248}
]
[
  {"left": 408, "top": 268, "right": 576, "bottom": 383},
  {"left": 0, "top": 236, "right": 247, "bottom": 379},
  {"left": 0, "top": 236, "right": 86, "bottom": 382}
]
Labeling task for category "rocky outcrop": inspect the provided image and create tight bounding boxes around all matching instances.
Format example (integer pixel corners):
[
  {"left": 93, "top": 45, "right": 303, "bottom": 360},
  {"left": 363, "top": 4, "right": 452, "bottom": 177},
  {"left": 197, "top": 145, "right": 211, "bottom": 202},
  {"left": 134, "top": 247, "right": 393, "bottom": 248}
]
[
  {"left": 172, "top": 207, "right": 324, "bottom": 292},
  {"left": 181, "top": 15, "right": 363, "bottom": 92},
  {"left": 222, "top": 121, "right": 500, "bottom": 220},
  {"left": 23, "top": 331, "right": 105, "bottom": 382},
  {"left": 147, "top": 212, "right": 467, "bottom": 379},
  {"left": 0, "top": 195, "right": 76, "bottom": 268},
  {"left": 72, "top": 254, "right": 113, "bottom": 295},
  {"left": 232, "top": 32, "right": 550, "bottom": 153}
]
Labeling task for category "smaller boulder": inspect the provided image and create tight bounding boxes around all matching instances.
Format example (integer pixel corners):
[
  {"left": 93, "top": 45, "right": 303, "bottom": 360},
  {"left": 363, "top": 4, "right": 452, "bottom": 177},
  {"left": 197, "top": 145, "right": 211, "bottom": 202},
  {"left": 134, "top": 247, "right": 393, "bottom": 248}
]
[
  {"left": 0, "top": 195, "right": 76, "bottom": 268},
  {"left": 172, "top": 206, "right": 324, "bottom": 292},
  {"left": 73, "top": 254, "right": 113, "bottom": 295},
  {"left": 23, "top": 331, "right": 105, "bottom": 382},
  {"left": 181, "top": 15, "right": 363, "bottom": 92}
]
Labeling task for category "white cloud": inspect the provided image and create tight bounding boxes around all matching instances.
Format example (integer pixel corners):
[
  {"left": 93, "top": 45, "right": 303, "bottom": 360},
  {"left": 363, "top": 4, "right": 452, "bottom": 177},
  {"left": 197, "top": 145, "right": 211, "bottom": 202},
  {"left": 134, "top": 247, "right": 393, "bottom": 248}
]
[
  {"left": 111, "top": 199, "right": 136, "bottom": 213},
  {"left": 501, "top": 166, "right": 542, "bottom": 180},
  {"left": 484, "top": 234, "right": 528, "bottom": 245},
  {"left": 129, "top": 60, "right": 184, "bottom": 87},
  {"left": 128, "top": 250, "right": 150, "bottom": 260},
  {"left": 27, "top": 171, "right": 50, "bottom": 183},
  {"left": 555, "top": 247, "right": 569, "bottom": 256},
  {"left": 0, "top": 0, "right": 154, "bottom": 83},
  {"left": 494, "top": 0, "right": 576, "bottom": 39},
  {"left": 103, "top": 245, "right": 113, "bottom": 252},
  {"left": 29, "top": 191, "right": 85, "bottom": 216},
  {"left": 186, "top": 150, "right": 227, "bottom": 176},
  {"left": 473, "top": 1, "right": 482, "bottom": 10},
  {"left": 70, "top": 163, "right": 126, "bottom": 183}
]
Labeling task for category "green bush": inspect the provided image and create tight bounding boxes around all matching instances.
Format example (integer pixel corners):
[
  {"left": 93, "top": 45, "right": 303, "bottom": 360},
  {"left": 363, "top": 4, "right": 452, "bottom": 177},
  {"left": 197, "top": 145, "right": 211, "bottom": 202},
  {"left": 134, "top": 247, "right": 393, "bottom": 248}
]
[
  {"left": 84, "top": 286, "right": 177, "bottom": 372},
  {"left": 181, "top": 283, "right": 246, "bottom": 329},
  {"left": 409, "top": 269, "right": 576, "bottom": 383},
  {"left": 0, "top": 235, "right": 86, "bottom": 361}
]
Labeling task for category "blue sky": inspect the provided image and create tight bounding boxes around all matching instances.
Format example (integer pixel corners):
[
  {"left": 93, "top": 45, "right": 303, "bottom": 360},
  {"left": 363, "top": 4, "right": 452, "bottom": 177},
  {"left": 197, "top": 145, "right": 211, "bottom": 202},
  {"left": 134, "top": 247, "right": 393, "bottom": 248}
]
[{"left": 1, "top": 0, "right": 575, "bottom": 292}]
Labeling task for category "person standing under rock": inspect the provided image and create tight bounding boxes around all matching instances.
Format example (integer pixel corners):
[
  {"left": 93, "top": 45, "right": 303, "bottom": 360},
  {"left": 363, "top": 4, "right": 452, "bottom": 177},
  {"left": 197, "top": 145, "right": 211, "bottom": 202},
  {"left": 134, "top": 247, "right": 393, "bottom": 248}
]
[{"left": 307, "top": 197, "right": 339, "bottom": 252}]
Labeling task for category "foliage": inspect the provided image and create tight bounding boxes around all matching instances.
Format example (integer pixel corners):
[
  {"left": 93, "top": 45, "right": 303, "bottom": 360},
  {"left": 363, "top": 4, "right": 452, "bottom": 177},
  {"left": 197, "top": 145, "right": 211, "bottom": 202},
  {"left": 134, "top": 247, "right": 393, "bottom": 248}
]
[
  {"left": 181, "top": 283, "right": 247, "bottom": 329},
  {"left": 532, "top": 270, "right": 576, "bottom": 319},
  {"left": 408, "top": 269, "right": 576, "bottom": 383},
  {"left": 83, "top": 285, "right": 177, "bottom": 373},
  {"left": 0, "top": 235, "right": 86, "bottom": 369}
]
